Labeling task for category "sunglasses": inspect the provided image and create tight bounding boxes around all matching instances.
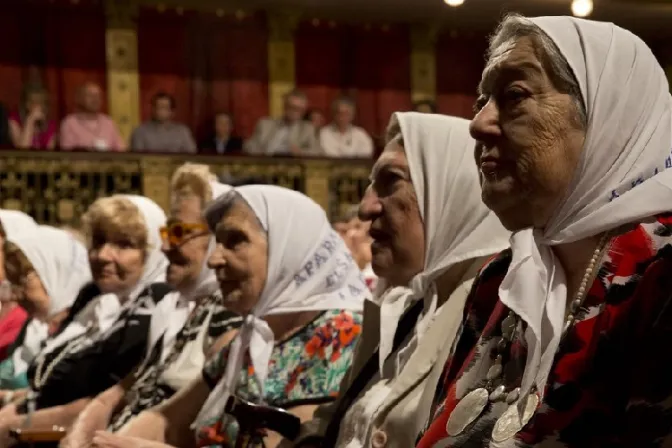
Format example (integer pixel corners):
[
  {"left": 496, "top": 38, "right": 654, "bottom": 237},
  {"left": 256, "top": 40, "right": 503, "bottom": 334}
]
[{"left": 160, "top": 222, "right": 209, "bottom": 246}]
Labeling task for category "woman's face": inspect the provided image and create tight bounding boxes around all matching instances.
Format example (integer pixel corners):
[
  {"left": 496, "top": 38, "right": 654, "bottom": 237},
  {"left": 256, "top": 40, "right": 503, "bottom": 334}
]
[
  {"left": 359, "top": 141, "right": 425, "bottom": 286},
  {"left": 26, "top": 92, "right": 46, "bottom": 114},
  {"left": 88, "top": 227, "right": 146, "bottom": 294},
  {"left": 470, "top": 35, "right": 586, "bottom": 231},
  {"left": 208, "top": 201, "right": 268, "bottom": 315},
  {"left": 162, "top": 194, "right": 210, "bottom": 293}
]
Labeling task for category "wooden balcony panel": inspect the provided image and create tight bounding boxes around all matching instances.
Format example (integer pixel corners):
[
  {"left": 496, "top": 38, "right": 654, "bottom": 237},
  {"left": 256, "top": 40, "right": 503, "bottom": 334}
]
[{"left": 0, "top": 150, "right": 372, "bottom": 225}]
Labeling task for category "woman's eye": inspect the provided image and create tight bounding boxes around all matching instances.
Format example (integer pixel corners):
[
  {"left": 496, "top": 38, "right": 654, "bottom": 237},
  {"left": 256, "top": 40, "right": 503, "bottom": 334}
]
[
  {"left": 473, "top": 96, "right": 488, "bottom": 113},
  {"left": 501, "top": 87, "right": 528, "bottom": 106},
  {"left": 224, "top": 232, "right": 246, "bottom": 248}
]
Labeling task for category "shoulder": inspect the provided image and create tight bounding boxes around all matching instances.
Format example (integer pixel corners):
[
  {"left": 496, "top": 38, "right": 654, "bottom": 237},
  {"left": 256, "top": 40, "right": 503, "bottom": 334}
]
[
  {"left": 99, "top": 114, "right": 117, "bottom": 125},
  {"left": 60, "top": 114, "right": 77, "bottom": 126},
  {"left": 352, "top": 126, "right": 371, "bottom": 138}
]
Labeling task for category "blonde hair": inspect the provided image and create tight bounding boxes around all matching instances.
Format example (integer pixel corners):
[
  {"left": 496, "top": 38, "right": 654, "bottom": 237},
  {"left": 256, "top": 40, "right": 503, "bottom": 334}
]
[
  {"left": 81, "top": 196, "right": 148, "bottom": 250},
  {"left": 171, "top": 163, "right": 217, "bottom": 208}
]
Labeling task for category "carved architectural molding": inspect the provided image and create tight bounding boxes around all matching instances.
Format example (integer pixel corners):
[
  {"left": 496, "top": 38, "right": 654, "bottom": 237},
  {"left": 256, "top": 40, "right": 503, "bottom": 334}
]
[
  {"left": 267, "top": 11, "right": 301, "bottom": 118},
  {"left": 410, "top": 23, "right": 441, "bottom": 103},
  {"left": 105, "top": 0, "right": 140, "bottom": 143}
]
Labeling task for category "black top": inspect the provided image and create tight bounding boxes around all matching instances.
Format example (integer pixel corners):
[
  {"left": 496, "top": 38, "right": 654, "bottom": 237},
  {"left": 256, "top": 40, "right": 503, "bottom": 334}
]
[
  {"left": 26, "top": 283, "right": 173, "bottom": 410},
  {"left": 0, "top": 103, "right": 10, "bottom": 146},
  {"left": 198, "top": 136, "right": 243, "bottom": 155}
]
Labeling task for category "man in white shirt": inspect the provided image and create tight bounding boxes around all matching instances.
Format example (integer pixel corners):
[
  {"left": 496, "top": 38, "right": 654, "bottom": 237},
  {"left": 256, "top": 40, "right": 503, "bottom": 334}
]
[{"left": 320, "top": 97, "right": 373, "bottom": 159}]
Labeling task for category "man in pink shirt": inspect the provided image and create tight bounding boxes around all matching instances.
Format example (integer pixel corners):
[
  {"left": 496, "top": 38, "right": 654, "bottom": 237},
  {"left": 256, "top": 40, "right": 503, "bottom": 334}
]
[{"left": 59, "top": 82, "right": 126, "bottom": 151}]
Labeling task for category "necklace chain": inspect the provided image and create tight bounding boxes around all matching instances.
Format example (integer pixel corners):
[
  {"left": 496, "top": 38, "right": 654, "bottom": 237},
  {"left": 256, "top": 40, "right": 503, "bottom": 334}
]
[{"left": 485, "top": 231, "right": 613, "bottom": 402}]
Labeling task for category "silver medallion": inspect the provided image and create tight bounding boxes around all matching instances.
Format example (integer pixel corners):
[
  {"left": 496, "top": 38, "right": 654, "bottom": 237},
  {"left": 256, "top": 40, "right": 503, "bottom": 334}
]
[
  {"left": 491, "top": 392, "right": 540, "bottom": 442},
  {"left": 445, "top": 388, "right": 489, "bottom": 436}
]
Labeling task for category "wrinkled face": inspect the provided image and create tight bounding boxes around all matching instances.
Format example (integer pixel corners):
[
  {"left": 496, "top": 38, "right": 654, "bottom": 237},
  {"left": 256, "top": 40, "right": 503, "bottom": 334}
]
[
  {"left": 5, "top": 264, "right": 49, "bottom": 318},
  {"left": 215, "top": 114, "right": 232, "bottom": 137},
  {"left": 81, "top": 84, "right": 102, "bottom": 113},
  {"left": 153, "top": 97, "right": 173, "bottom": 122},
  {"left": 162, "top": 194, "right": 210, "bottom": 293},
  {"left": 208, "top": 201, "right": 268, "bottom": 315},
  {"left": 88, "top": 228, "right": 146, "bottom": 294},
  {"left": 334, "top": 103, "right": 355, "bottom": 128},
  {"left": 359, "top": 141, "right": 425, "bottom": 286},
  {"left": 471, "top": 36, "right": 586, "bottom": 231},
  {"left": 284, "top": 95, "right": 308, "bottom": 123}
]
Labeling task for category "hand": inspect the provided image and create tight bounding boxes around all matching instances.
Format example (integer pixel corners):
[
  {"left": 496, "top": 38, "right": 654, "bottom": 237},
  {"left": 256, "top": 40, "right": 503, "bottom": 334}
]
[
  {"left": 61, "top": 401, "right": 111, "bottom": 448},
  {"left": 27, "top": 106, "right": 45, "bottom": 123},
  {"left": 0, "top": 404, "right": 19, "bottom": 447}
]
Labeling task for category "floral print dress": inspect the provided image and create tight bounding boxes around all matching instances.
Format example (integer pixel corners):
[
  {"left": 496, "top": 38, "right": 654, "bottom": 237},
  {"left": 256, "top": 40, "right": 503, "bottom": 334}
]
[{"left": 197, "top": 309, "right": 363, "bottom": 447}]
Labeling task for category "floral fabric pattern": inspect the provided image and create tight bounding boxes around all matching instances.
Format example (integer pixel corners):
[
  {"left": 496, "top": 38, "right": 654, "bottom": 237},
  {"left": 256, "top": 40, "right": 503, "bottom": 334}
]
[
  {"left": 197, "top": 309, "right": 363, "bottom": 447},
  {"left": 417, "top": 214, "right": 672, "bottom": 447}
]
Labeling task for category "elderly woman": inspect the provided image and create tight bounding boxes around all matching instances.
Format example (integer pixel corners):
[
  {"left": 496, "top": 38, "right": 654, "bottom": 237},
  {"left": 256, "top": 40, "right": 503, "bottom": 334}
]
[
  {"left": 60, "top": 164, "right": 243, "bottom": 446},
  {"left": 293, "top": 113, "right": 510, "bottom": 448},
  {"left": 0, "top": 227, "right": 92, "bottom": 392},
  {"left": 0, "top": 211, "right": 38, "bottom": 360},
  {"left": 0, "top": 195, "right": 170, "bottom": 444},
  {"left": 90, "top": 185, "right": 369, "bottom": 448},
  {"left": 417, "top": 15, "right": 672, "bottom": 447}
]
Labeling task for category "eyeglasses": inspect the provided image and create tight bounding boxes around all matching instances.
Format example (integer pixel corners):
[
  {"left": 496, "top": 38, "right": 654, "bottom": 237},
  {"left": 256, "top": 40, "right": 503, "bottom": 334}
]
[{"left": 160, "top": 222, "right": 209, "bottom": 246}]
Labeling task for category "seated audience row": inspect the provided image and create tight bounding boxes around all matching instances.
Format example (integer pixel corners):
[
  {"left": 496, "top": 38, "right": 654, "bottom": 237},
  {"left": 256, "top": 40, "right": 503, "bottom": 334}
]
[{"left": 2, "top": 83, "right": 378, "bottom": 158}]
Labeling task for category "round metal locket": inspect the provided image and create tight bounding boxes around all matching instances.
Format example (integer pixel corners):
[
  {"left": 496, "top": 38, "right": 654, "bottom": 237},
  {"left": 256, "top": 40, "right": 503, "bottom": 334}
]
[{"left": 445, "top": 388, "right": 489, "bottom": 436}]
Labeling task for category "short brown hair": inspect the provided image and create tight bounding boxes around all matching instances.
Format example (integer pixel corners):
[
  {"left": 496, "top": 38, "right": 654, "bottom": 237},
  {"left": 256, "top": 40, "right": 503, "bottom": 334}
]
[
  {"left": 3, "top": 241, "right": 34, "bottom": 281},
  {"left": 81, "top": 196, "right": 148, "bottom": 251}
]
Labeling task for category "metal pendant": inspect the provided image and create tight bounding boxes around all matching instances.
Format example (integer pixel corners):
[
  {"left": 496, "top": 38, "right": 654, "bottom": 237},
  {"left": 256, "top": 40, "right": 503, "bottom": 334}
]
[
  {"left": 445, "top": 388, "right": 489, "bottom": 436},
  {"left": 491, "top": 392, "right": 540, "bottom": 443}
]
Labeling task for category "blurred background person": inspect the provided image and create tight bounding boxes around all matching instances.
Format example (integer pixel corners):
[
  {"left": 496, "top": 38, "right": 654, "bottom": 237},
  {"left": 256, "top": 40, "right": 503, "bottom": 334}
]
[
  {"left": 59, "top": 82, "right": 125, "bottom": 151},
  {"left": 320, "top": 97, "right": 373, "bottom": 158},
  {"left": 245, "top": 89, "right": 320, "bottom": 156},
  {"left": 199, "top": 112, "right": 243, "bottom": 155},
  {"left": 130, "top": 92, "right": 196, "bottom": 153},
  {"left": 412, "top": 99, "right": 437, "bottom": 114},
  {"left": 8, "top": 84, "right": 56, "bottom": 150}
]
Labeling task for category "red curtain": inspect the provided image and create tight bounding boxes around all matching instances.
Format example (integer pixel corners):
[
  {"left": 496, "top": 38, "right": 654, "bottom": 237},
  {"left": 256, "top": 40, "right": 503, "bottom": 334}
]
[
  {"left": 296, "top": 21, "right": 412, "bottom": 143},
  {"left": 137, "top": 8, "right": 268, "bottom": 141},
  {"left": 436, "top": 32, "right": 488, "bottom": 119},
  {"left": 0, "top": 0, "right": 107, "bottom": 120}
]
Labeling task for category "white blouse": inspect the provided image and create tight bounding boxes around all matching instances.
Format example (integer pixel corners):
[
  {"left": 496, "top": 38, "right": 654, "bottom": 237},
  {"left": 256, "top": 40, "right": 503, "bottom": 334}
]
[{"left": 320, "top": 125, "right": 374, "bottom": 158}]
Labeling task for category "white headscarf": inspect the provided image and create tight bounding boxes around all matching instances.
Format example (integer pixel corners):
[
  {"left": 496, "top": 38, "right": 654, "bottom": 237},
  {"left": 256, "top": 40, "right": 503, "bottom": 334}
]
[
  {"left": 194, "top": 185, "right": 369, "bottom": 427},
  {"left": 0, "top": 210, "right": 38, "bottom": 237},
  {"left": 499, "top": 17, "right": 672, "bottom": 403},
  {"left": 9, "top": 226, "right": 92, "bottom": 375},
  {"left": 42, "top": 195, "right": 168, "bottom": 355},
  {"left": 377, "top": 112, "right": 510, "bottom": 372},
  {"left": 147, "top": 182, "right": 234, "bottom": 362},
  {"left": 0, "top": 210, "right": 39, "bottom": 303}
]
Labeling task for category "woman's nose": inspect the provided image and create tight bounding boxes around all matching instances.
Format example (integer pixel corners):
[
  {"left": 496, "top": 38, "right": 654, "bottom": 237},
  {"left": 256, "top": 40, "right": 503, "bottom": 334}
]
[
  {"left": 358, "top": 185, "right": 382, "bottom": 222},
  {"left": 97, "top": 243, "right": 115, "bottom": 261},
  {"left": 469, "top": 99, "right": 501, "bottom": 144},
  {"left": 207, "top": 246, "right": 225, "bottom": 269}
]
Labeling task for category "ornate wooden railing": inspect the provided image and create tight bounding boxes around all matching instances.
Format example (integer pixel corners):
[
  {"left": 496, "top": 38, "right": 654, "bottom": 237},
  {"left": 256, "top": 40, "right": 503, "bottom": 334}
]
[{"left": 0, "top": 151, "right": 372, "bottom": 226}]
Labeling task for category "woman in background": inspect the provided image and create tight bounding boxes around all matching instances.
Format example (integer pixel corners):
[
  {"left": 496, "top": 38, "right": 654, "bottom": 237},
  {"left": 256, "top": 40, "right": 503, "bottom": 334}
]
[
  {"left": 0, "top": 195, "right": 170, "bottom": 444},
  {"left": 0, "top": 227, "right": 91, "bottom": 393},
  {"left": 61, "top": 164, "right": 243, "bottom": 446},
  {"left": 0, "top": 210, "right": 37, "bottom": 360},
  {"left": 92, "top": 186, "right": 368, "bottom": 448},
  {"left": 9, "top": 84, "right": 57, "bottom": 150}
]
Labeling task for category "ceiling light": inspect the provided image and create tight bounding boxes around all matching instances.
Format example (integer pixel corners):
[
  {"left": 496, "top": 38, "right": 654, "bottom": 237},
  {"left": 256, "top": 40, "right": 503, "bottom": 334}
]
[
  {"left": 571, "top": 0, "right": 593, "bottom": 17},
  {"left": 444, "top": 0, "right": 465, "bottom": 6}
]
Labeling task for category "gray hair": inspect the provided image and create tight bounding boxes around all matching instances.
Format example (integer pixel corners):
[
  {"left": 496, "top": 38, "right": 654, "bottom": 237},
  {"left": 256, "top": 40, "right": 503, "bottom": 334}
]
[
  {"left": 203, "top": 190, "right": 266, "bottom": 237},
  {"left": 488, "top": 14, "right": 587, "bottom": 129}
]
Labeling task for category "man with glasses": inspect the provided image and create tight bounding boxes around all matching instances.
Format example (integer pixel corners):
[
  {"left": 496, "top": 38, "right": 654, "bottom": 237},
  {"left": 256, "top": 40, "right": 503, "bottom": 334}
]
[{"left": 244, "top": 89, "right": 321, "bottom": 156}]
